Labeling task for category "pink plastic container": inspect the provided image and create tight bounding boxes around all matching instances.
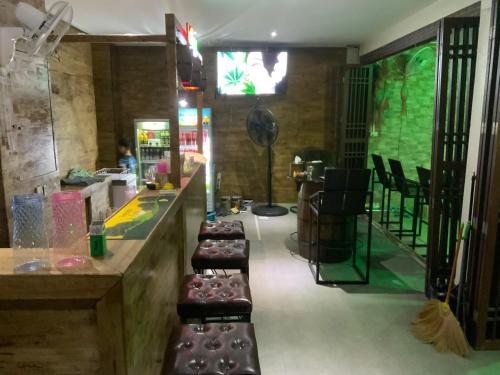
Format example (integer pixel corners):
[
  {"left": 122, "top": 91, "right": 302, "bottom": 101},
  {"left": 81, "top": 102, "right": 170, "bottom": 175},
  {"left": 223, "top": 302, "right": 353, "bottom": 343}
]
[
  {"left": 51, "top": 191, "right": 90, "bottom": 269},
  {"left": 157, "top": 159, "right": 170, "bottom": 174}
]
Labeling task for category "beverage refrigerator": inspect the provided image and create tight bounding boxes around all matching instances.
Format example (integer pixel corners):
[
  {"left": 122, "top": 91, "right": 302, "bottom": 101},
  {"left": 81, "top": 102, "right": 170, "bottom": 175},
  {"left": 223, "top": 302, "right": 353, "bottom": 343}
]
[
  {"left": 134, "top": 119, "right": 170, "bottom": 185},
  {"left": 178, "top": 108, "right": 214, "bottom": 212}
]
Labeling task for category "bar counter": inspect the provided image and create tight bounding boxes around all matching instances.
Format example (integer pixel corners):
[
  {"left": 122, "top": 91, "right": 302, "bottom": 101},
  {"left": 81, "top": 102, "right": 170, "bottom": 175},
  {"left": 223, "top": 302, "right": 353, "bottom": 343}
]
[{"left": 0, "top": 165, "right": 206, "bottom": 375}]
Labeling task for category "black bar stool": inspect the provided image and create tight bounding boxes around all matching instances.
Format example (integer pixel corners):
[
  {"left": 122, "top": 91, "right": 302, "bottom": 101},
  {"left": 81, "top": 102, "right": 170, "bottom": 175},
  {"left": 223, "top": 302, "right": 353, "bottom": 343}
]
[
  {"left": 388, "top": 159, "right": 421, "bottom": 249},
  {"left": 308, "top": 168, "right": 373, "bottom": 285},
  {"left": 371, "top": 154, "right": 398, "bottom": 227}
]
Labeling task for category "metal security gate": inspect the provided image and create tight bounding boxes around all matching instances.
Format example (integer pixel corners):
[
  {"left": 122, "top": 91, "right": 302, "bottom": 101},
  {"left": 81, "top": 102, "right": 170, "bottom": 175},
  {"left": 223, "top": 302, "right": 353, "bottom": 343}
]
[
  {"left": 426, "top": 18, "right": 479, "bottom": 297},
  {"left": 338, "top": 66, "right": 373, "bottom": 168},
  {"left": 467, "top": 0, "right": 500, "bottom": 350}
]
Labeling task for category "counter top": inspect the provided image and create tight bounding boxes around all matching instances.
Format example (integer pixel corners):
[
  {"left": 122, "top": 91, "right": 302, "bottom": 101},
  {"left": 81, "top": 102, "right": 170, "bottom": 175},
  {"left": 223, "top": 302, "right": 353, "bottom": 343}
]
[{"left": 0, "top": 164, "right": 204, "bottom": 297}]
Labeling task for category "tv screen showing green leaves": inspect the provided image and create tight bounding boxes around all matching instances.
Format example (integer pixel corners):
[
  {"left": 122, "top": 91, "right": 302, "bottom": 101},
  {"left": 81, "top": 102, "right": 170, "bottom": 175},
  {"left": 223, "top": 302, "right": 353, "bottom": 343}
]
[{"left": 217, "top": 51, "right": 288, "bottom": 95}]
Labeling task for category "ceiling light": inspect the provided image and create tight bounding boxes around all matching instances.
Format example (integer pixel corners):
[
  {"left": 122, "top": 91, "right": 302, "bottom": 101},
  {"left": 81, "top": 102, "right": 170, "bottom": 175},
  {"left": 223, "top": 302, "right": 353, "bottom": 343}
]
[
  {"left": 179, "top": 99, "right": 188, "bottom": 107},
  {"left": 270, "top": 31, "right": 277, "bottom": 38}
]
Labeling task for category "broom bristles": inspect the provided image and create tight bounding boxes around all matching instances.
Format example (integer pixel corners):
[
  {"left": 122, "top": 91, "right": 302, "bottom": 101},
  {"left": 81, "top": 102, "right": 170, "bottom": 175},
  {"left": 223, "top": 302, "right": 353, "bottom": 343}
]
[{"left": 412, "top": 300, "right": 470, "bottom": 356}]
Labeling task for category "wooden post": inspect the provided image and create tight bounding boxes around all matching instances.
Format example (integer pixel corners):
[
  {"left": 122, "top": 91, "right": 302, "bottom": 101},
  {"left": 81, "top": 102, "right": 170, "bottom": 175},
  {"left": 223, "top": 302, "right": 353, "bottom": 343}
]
[
  {"left": 165, "top": 14, "right": 181, "bottom": 187},
  {"left": 196, "top": 91, "right": 204, "bottom": 154}
]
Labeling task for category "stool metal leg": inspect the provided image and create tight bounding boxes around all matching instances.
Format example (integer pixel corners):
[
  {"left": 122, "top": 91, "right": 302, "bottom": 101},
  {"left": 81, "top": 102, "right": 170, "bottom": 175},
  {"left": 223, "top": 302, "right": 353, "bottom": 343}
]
[
  {"left": 381, "top": 184, "right": 386, "bottom": 224},
  {"left": 241, "top": 267, "right": 249, "bottom": 278},
  {"left": 352, "top": 215, "right": 358, "bottom": 266},
  {"left": 411, "top": 191, "right": 420, "bottom": 249},
  {"left": 418, "top": 200, "right": 425, "bottom": 236},
  {"left": 366, "top": 192, "right": 373, "bottom": 283},
  {"left": 315, "top": 213, "right": 321, "bottom": 284},
  {"left": 308, "top": 206, "right": 313, "bottom": 264},
  {"left": 399, "top": 195, "right": 404, "bottom": 239},
  {"left": 386, "top": 186, "right": 392, "bottom": 228}
]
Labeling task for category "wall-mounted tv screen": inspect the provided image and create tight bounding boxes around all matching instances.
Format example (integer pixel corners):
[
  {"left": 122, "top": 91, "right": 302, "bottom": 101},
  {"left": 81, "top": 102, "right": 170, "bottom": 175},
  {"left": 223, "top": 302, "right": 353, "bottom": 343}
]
[{"left": 217, "top": 51, "right": 288, "bottom": 95}]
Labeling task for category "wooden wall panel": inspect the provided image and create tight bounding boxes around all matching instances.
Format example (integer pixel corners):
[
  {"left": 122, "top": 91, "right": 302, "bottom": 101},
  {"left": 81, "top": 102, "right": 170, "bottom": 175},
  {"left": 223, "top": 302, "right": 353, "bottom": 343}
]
[
  {"left": 0, "top": 54, "right": 60, "bottom": 247},
  {"left": 202, "top": 48, "right": 346, "bottom": 203},
  {"left": 92, "top": 46, "right": 173, "bottom": 168},
  {"left": 122, "top": 208, "right": 183, "bottom": 375},
  {"left": 92, "top": 44, "right": 119, "bottom": 169},
  {"left": 49, "top": 40, "right": 98, "bottom": 176},
  {"left": 0, "top": 308, "right": 100, "bottom": 374}
]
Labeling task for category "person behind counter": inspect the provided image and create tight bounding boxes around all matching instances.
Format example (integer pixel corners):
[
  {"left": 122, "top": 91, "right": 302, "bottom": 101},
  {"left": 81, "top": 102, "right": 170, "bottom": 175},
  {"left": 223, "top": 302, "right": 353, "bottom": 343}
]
[{"left": 118, "top": 138, "right": 137, "bottom": 174}]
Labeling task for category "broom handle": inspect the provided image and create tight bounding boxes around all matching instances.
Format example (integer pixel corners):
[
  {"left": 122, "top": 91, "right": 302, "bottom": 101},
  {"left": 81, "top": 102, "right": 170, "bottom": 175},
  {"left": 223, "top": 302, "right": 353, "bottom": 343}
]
[{"left": 445, "top": 223, "right": 465, "bottom": 305}]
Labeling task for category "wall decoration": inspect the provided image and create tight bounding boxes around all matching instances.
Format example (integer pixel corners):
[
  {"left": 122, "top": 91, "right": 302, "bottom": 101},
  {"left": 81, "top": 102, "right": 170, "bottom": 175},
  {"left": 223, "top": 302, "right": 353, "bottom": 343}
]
[{"left": 217, "top": 51, "right": 288, "bottom": 95}]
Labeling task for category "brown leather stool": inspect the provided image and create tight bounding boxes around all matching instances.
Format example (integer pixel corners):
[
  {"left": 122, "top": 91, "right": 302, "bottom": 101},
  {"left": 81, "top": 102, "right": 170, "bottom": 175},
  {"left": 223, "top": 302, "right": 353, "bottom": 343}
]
[
  {"left": 198, "top": 220, "right": 245, "bottom": 241},
  {"left": 177, "top": 274, "right": 252, "bottom": 323},
  {"left": 163, "top": 323, "right": 261, "bottom": 375},
  {"left": 191, "top": 240, "right": 250, "bottom": 276}
]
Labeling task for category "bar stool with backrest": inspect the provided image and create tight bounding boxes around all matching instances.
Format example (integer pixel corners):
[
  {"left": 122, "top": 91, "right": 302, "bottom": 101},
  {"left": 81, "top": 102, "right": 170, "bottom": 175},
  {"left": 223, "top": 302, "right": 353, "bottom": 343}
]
[
  {"left": 416, "top": 166, "right": 431, "bottom": 248},
  {"left": 388, "top": 159, "right": 421, "bottom": 249},
  {"left": 308, "top": 168, "right": 373, "bottom": 285},
  {"left": 371, "top": 154, "right": 398, "bottom": 227}
]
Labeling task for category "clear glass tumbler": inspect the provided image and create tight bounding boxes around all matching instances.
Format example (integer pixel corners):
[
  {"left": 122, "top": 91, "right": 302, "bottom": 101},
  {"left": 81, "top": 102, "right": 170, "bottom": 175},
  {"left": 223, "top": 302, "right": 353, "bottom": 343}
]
[
  {"left": 11, "top": 194, "right": 50, "bottom": 272},
  {"left": 51, "top": 191, "right": 90, "bottom": 269}
]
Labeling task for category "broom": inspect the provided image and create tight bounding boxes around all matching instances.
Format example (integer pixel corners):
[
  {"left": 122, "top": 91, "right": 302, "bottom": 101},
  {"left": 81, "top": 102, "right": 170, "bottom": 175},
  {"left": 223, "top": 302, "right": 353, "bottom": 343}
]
[{"left": 412, "top": 223, "right": 470, "bottom": 356}]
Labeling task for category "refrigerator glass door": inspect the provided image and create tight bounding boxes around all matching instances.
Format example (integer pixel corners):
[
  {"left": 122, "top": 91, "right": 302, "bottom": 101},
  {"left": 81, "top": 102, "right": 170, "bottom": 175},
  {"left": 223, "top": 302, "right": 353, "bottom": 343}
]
[
  {"left": 179, "top": 108, "right": 214, "bottom": 212},
  {"left": 134, "top": 120, "right": 170, "bottom": 185}
]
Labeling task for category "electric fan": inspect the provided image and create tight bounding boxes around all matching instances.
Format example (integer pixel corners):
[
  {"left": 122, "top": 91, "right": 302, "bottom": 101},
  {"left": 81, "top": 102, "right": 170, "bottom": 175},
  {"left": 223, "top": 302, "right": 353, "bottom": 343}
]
[
  {"left": 247, "top": 102, "right": 288, "bottom": 217},
  {"left": 0, "top": 1, "right": 73, "bottom": 68}
]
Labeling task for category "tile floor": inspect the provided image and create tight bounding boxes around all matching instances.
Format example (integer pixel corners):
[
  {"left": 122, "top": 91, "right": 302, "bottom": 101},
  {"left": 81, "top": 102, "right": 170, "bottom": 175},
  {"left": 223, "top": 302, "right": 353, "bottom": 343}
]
[{"left": 232, "top": 207, "right": 500, "bottom": 375}]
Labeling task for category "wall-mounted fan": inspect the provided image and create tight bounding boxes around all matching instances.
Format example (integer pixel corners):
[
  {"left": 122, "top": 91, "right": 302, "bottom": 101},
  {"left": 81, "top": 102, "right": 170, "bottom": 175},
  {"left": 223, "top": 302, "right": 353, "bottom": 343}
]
[
  {"left": 0, "top": 1, "right": 73, "bottom": 69},
  {"left": 247, "top": 101, "right": 288, "bottom": 217}
]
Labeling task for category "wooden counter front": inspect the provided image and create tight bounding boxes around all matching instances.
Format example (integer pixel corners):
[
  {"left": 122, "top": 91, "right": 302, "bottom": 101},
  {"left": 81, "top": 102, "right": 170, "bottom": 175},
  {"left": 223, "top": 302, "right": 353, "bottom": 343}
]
[{"left": 0, "top": 165, "right": 206, "bottom": 375}]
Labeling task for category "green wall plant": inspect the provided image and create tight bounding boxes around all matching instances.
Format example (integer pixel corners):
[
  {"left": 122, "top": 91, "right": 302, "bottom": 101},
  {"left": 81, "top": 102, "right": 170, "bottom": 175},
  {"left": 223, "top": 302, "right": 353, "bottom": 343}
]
[{"left": 369, "top": 42, "right": 436, "bottom": 181}]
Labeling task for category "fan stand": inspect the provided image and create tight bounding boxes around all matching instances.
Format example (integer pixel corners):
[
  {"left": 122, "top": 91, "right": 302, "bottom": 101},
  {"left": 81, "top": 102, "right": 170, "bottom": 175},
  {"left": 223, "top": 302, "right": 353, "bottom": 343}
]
[{"left": 252, "top": 145, "right": 289, "bottom": 217}]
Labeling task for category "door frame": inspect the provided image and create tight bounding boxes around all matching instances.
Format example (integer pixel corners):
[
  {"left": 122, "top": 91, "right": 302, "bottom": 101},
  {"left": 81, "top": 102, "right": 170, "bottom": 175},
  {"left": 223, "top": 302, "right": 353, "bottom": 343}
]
[{"left": 360, "top": 2, "right": 481, "bottom": 65}]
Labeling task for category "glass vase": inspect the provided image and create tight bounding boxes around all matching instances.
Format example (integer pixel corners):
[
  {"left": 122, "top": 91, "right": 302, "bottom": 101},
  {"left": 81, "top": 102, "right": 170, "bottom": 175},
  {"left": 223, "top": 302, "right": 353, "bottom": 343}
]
[{"left": 11, "top": 194, "right": 50, "bottom": 272}]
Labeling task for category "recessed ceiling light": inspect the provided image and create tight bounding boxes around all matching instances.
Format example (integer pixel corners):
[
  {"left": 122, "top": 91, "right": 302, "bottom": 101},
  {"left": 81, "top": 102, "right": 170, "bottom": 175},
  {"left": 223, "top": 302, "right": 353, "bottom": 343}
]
[{"left": 270, "top": 31, "right": 277, "bottom": 38}]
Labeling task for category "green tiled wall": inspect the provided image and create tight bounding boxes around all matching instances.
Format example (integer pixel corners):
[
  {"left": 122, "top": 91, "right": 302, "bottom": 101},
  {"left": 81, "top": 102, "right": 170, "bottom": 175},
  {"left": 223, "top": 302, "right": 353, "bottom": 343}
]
[{"left": 368, "top": 43, "right": 436, "bottom": 181}]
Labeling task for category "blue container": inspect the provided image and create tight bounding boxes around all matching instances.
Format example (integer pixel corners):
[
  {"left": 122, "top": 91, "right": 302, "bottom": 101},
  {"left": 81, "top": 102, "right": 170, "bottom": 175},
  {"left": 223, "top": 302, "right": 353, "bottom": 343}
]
[
  {"left": 11, "top": 194, "right": 50, "bottom": 272},
  {"left": 207, "top": 211, "right": 216, "bottom": 221}
]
